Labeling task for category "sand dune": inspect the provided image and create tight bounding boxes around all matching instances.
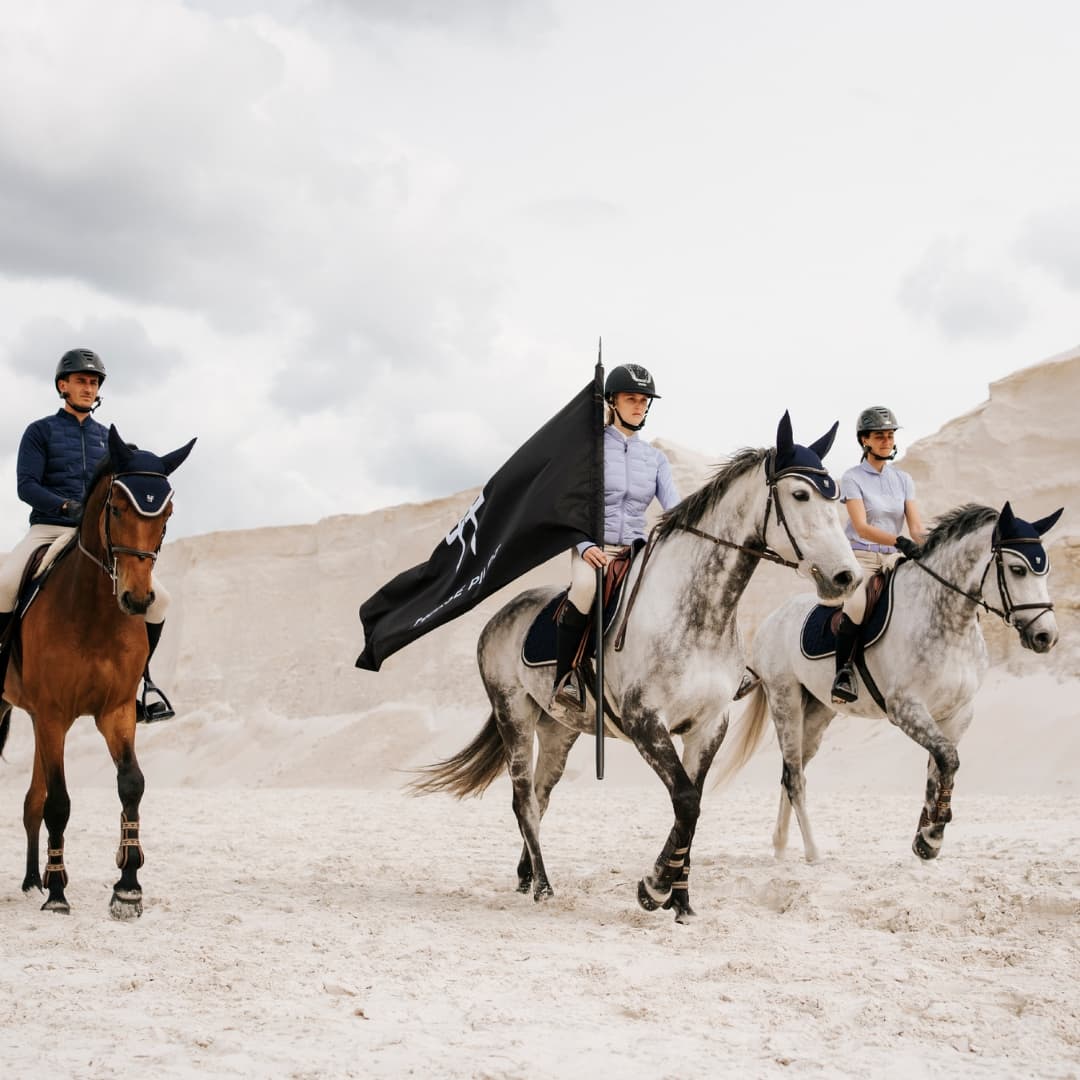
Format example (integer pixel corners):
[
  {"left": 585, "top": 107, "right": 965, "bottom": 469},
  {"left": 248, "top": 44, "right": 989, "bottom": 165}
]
[{"left": 1, "top": 348, "right": 1078, "bottom": 1077}]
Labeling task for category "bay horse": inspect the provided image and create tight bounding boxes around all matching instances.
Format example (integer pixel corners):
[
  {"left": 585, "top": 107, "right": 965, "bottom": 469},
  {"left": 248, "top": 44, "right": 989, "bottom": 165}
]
[
  {"left": 722, "top": 501, "right": 1062, "bottom": 864},
  {"left": 0, "top": 425, "right": 195, "bottom": 917},
  {"left": 413, "top": 413, "right": 861, "bottom": 921}
]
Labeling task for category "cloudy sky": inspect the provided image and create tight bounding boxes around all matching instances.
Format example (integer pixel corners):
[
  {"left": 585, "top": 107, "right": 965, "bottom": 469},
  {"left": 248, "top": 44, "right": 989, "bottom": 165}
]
[{"left": 1, "top": 0, "right": 1078, "bottom": 548}]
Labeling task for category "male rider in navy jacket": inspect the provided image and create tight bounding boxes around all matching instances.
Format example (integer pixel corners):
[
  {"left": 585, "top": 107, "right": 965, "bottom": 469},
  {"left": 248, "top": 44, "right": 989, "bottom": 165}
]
[{"left": 0, "top": 349, "right": 176, "bottom": 722}]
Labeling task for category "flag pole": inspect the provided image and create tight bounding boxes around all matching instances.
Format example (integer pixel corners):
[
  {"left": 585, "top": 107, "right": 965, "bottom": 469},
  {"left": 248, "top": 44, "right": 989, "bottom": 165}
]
[{"left": 594, "top": 339, "right": 605, "bottom": 780}]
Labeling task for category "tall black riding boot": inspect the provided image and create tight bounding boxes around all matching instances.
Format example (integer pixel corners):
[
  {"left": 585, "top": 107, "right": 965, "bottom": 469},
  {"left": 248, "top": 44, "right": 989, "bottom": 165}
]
[
  {"left": 548, "top": 603, "right": 589, "bottom": 716},
  {"left": 136, "top": 620, "right": 175, "bottom": 723},
  {"left": 0, "top": 610, "right": 11, "bottom": 647},
  {"left": 831, "top": 614, "right": 860, "bottom": 704}
]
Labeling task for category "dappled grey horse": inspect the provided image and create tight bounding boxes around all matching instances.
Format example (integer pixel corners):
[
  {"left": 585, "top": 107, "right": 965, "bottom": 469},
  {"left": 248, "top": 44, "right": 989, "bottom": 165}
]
[
  {"left": 414, "top": 413, "right": 860, "bottom": 921},
  {"left": 723, "top": 502, "right": 1062, "bottom": 863}
]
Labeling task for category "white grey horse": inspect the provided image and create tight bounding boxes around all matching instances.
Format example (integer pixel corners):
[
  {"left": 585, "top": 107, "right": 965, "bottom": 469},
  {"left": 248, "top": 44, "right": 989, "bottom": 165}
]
[
  {"left": 723, "top": 501, "right": 1062, "bottom": 864},
  {"left": 413, "top": 413, "right": 861, "bottom": 921}
]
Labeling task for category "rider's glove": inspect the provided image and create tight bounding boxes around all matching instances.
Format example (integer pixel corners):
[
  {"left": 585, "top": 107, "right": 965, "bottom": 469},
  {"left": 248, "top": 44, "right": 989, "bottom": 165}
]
[
  {"left": 895, "top": 535, "right": 921, "bottom": 560},
  {"left": 60, "top": 499, "right": 83, "bottom": 521}
]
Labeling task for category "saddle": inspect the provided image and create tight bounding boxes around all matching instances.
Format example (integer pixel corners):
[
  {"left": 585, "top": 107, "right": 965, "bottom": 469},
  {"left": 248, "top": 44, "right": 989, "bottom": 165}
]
[
  {"left": 800, "top": 567, "right": 897, "bottom": 660},
  {"left": 1, "top": 538, "right": 77, "bottom": 692},
  {"left": 522, "top": 545, "right": 638, "bottom": 668}
]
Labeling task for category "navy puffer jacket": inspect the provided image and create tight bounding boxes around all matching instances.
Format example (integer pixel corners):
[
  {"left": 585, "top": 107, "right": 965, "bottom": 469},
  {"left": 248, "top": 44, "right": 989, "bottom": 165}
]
[{"left": 17, "top": 410, "right": 109, "bottom": 526}]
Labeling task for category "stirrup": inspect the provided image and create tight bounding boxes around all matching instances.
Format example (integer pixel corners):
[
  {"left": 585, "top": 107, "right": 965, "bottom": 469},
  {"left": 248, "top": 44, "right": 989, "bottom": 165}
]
[
  {"left": 136, "top": 677, "right": 175, "bottom": 724},
  {"left": 547, "top": 671, "right": 583, "bottom": 716},
  {"left": 831, "top": 666, "right": 859, "bottom": 704}
]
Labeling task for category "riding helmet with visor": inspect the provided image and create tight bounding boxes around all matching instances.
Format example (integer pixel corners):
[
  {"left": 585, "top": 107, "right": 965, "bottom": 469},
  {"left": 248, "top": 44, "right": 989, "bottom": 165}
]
[{"left": 55, "top": 348, "right": 107, "bottom": 392}]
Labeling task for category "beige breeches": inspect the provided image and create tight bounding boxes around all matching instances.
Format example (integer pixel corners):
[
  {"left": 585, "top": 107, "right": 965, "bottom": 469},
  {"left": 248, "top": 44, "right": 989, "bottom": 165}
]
[
  {"left": 0, "top": 523, "right": 170, "bottom": 622},
  {"left": 842, "top": 549, "right": 901, "bottom": 624}
]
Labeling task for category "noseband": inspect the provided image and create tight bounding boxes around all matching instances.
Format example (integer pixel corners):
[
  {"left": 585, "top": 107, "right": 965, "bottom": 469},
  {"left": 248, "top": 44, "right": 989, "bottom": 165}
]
[
  {"left": 78, "top": 472, "right": 170, "bottom": 594},
  {"left": 905, "top": 530, "right": 1054, "bottom": 633}
]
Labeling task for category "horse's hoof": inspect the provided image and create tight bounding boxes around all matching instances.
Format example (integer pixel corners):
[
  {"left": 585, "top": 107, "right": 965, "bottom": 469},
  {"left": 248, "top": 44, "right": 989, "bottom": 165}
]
[
  {"left": 532, "top": 882, "right": 554, "bottom": 902},
  {"left": 912, "top": 833, "right": 940, "bottom": 860},
  {"left": 516, "top": 875, "right": 532, "bottom": 894},
  {"left": 41, "top": 898, "right": 71, "bottom": 914},
  {"left": 22, "top": 877, "right": 43, "bottom": 894},
  {"left": 664, "top": 897, "right": 697, "bottom": 923},
  {"left": 110, "top": 890, "right": 144, "bottom": 920},
  {"left": 637, "top": 879, "right": 670, "bottom": 912}
]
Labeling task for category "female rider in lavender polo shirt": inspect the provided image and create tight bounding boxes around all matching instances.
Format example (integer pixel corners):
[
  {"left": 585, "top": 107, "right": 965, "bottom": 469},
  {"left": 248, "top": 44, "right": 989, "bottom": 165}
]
[{"left": 831, "top": 405, "right": 926, "bottom": 705}]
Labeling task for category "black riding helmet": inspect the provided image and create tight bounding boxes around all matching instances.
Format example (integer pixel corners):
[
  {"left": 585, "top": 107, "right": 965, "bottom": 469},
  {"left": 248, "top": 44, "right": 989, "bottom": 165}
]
[
  {"left": 605, "top": 364, "right": 660, "bottom": 432},
  {"left": 604, "top": 363, "right": 661, "bottom": 400},
  {"left": 55, "top": 348, "right": 107, "bottom": 392}
]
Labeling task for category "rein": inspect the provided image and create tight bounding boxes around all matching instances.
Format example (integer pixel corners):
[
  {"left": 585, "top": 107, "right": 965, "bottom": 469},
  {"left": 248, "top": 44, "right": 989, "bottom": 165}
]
[
  {"left": 77, "top": 472, "right": 170, "bottom": 595},
  {"left": 904, "top": 532, "right": 1053, "bottom": 632},
  {"left": 614, "top": 453, "right": 815, "bottom": 650}
]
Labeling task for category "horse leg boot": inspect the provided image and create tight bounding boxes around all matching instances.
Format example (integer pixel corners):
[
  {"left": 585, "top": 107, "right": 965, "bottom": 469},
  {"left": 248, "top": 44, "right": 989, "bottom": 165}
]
[
  {"left": 136, "top": 620, "right": 175, "bottom": 724},
  {"left": 547, "top": 604, "right": 588, "bottom": 718},
  {"left": 831, "top": 614, "right": 860, "bottom": 704}
]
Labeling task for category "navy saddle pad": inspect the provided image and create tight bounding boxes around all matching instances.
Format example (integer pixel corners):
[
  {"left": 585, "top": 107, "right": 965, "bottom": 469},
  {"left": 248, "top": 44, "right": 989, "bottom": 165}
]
[
  {"left": 800, "top": 569, "right": 898, "bottom": 660},
  {"left": 522, "top": 582, "right": 626, "bottom": 668}
]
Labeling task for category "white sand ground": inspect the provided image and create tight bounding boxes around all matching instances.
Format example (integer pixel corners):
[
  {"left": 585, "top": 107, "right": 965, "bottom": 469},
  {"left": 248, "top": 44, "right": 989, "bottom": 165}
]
[{"left": 1, "top": 349, "right": 1079, "bottom": 1078}]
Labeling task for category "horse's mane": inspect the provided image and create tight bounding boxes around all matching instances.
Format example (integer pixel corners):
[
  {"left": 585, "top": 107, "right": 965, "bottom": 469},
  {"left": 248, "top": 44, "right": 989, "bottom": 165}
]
[
  {"left": 919, "top": 503, "right": 997, "bottom": 558},
  {"left": 656, "top": 447, "right": 767, "bottom": 540}
]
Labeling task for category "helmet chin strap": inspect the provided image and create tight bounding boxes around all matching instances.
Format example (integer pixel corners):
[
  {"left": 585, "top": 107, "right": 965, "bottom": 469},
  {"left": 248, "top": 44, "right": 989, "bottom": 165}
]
[
  {"left": 62, "top": 392, "right": 103, "bottom": 415},
  {"left": 864, "top": 447, "right": 897, "bottom": 462},
  {"left": 611, "top": 400, "right": 651, "bottom": 432}
]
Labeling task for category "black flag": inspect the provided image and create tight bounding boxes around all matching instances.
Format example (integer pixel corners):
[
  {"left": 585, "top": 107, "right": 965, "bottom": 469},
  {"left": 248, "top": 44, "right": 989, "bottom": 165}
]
[{"left": 356, "top": 369, "right": 604, "bottom": 672}]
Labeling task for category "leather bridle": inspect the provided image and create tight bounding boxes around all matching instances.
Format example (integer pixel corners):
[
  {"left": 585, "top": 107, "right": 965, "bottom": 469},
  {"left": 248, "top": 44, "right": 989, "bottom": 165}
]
[
  {"left": 78, "top": 472, "right": 170, "bottom": 595},
  {"left": 904, "top": 530, "right": 1054, "bottom": 633}
]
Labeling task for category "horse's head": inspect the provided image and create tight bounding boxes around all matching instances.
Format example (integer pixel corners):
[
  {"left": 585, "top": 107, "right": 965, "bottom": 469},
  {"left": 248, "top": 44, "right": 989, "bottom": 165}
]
[
  {"left": 766, "top": 411, "right": 861, "bottom": 603},
  {"left": 992, "top": 501, "right": 1063, "bottom": 653},
  {"left": 85, "top": 426, "right": 197, "bottom": 615}
]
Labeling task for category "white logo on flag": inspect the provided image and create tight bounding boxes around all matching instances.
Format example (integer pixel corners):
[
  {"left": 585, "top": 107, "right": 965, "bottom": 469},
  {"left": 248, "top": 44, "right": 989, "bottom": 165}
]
[{"left": 446, "top": 493, "right": 485, "bottom": 572}]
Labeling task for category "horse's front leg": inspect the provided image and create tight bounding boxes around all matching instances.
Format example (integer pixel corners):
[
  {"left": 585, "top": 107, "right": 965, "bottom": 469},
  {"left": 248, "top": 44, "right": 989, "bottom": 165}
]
[
  {"left": 913, "top": 703, "right": 974, "bottom": 861},
  {"left": 662, "top": 710, "right": 730, "bottom": 923},
  {"left": 97, "top": 708, "right": 146, "bottom": 919},
  {"left": 628, "top": 706, "right": 700, "bottom": 917},
  {"left": 886, "top": 696, "right": 961, "bottom": 860}
]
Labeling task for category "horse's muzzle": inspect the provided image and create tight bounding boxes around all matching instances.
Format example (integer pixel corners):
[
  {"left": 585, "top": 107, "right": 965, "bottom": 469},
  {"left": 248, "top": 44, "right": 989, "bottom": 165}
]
[
  {"left": 1020, "top": 624, "right": 1058, "bottom": 654},
  {"left": 809, "top": 565, "right": 861, "bottom": 603},
  {"left": 119, "top": 590, "right": 154, "bottom": 616}
]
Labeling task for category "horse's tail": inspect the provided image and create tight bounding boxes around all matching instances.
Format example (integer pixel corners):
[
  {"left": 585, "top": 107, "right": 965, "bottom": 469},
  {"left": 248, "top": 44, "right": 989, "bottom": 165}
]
[
  {"left": 407, "top": 711, "right": 507, "bottom": 799},
  {"left": 712, "top": 684, "right": 771, "bottom": 788},
  {"left": 0, "top": 702, "right": 10, "bottom": 759}
]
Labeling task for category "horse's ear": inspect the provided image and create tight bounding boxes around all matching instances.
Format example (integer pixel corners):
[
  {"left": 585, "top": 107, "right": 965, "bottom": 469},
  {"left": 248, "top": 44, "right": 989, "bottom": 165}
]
[
  {"left": 808, "top": 420, "right": 839, "bottom": 461},
  {"left": 159, "top": 437, "right": 197, "bottom": 476},
  {"left": 1032, "top": 507, "right": 1064, "bottom": 536},
  {"left": 108, "top": 425, "right": 133, "bottom": 469},
  {"left": 998, "top": 501, "right": 1016, "bottom": 533},
  {"left": 776, "top": 411, "right": 794, "bottom": 458}
]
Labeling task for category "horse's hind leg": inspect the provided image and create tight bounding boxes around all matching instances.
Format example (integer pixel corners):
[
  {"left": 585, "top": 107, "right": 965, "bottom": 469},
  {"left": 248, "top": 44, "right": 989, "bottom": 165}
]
[
  {"left": 30, "top": 718, "right": 73, "bottom": 913},
  {"left": 97, "top": 709, "right": 146, "bottom": 919},
  {"left": 492, "top": 690, "right": 555, "bottom": 901},
  {"left": 22, "top": 732, "right": 46, "bottom": 893},
  {"left": 772, "top": 683, "right": 828, "bottom": 864},
  {"left": 516, "top": 716, "right": 579, "bottom": 894}
]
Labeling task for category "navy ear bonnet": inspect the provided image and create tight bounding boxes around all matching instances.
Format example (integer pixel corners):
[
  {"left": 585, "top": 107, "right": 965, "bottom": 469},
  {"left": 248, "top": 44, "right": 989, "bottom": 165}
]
[
  {"left": 995, "top": 502, "right": 1064, "bottom": 575},
  {"left": 772, "top": 412, "right": 840, "bottom": 500},
  {"left": 113, "top": 449, "right": 175, "bottom": 518}
]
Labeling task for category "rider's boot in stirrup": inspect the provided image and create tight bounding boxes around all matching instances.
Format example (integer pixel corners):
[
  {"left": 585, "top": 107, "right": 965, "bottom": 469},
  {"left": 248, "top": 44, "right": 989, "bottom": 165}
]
[
  {"left": 831, "top": 614, "right": 860, "bottom": 704},
  {"left": 137, "top": 620, "right": 175, "bottom": 724},
  {"left": 548, "top": 603, "right": 588, "bottom": 718}
]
